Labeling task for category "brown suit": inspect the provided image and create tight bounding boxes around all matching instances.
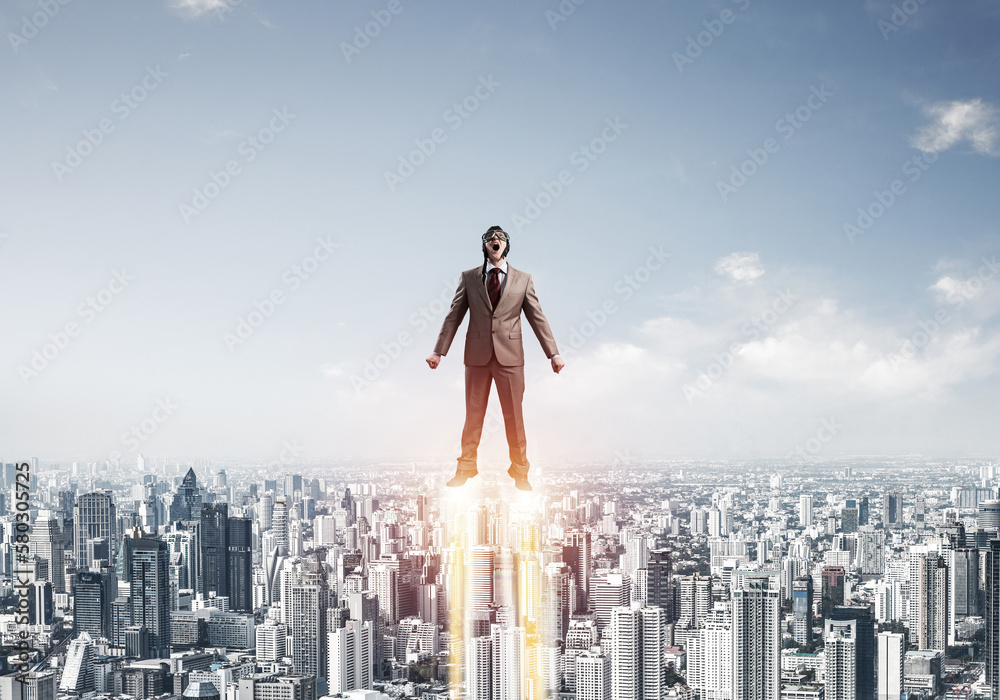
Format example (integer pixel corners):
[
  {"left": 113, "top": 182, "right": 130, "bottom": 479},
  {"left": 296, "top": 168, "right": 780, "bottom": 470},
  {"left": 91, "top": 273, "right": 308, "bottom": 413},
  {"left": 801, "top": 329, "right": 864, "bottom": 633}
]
[{"left": 434, "top": 263, "right": 559, "bottom": 476}]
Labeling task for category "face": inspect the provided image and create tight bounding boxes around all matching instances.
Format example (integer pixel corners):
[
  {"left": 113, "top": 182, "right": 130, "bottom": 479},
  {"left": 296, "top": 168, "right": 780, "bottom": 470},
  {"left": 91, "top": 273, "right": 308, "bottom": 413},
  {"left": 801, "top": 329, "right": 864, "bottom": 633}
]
[{"left": 484, "top": 232, "right": 507, "bottom": 259}]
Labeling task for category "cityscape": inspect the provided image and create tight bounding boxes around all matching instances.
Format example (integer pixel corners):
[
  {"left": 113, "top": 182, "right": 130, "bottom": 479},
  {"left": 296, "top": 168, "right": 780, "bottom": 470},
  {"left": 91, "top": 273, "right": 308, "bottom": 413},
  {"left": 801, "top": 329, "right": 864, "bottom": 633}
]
[{"left": 3, "top": 456, "right": 1000, "bottom": 700}]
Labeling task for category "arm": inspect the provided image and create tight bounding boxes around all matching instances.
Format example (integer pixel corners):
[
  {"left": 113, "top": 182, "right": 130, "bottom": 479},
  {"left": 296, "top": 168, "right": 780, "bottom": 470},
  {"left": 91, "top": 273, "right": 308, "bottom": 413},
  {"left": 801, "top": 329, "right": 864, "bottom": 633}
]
[
  {"left": 522, "top": 275, "right": 563, "bottom": 373},
  {"left": 427, "top": 273, "right": 469, "bottom": 368}
]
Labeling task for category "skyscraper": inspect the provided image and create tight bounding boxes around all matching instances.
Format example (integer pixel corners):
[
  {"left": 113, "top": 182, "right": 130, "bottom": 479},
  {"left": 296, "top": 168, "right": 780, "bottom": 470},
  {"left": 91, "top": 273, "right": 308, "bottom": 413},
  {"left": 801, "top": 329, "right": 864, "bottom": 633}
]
[
  {"left": 607, "top": 602, "right": 664, "bottom": 700},
  {"left": 917, "top": 555, "right": 948, "bottom": 651},
  {"left": 883, "top": 492, "right": 903, "bottom": 530},
  {"left": 799, "top": 495, "right": 814, "bottom": 528},
  {"left": 227, "top": 516, "right": 253, "bottom": 612},
  {"left": 74, "top": 492, "right": 116, "bottom": 570},
  {"left": 589, "top": 572, "right": 631, "bottom": 634},
  {"left": 732, "top": 570, "right": 780, "bottom": 700},
  {"left": 328, "top": 619, "right": 374, "bottom": 693},
  {"left": 824, "top": 617, "right": 858, "bottom": 700},
  {"left": 987, "top": 541, "right": 1000, "bottom": 700},
  {"left": 831, "top": 605, "right": 875, "bottom": 700},
  {"left": 877, "top": 632, "right": 904, "bottom": 700},
  {"left": 646, "top": 549, "right": 673, "bottom": 623},
  {"left": 59, "top": 632, "right": 96, "bottom": 694},
  {"left": 30, "top": 511, "right": 65, "bottom": 593},
  {"left": 130, "top": 537, "right": 170, "bottom": 658},
  {"left": 821, "top": 566, "right": 845, "bottom": 619},
  {"left": 273, "top": 497, "right": 290, "bottom": 556},
  {"left": 170, "top": 467, "right": 202, "bottom": 522},
  {"left": 792, "top": 577, "right": 814, "bottom": 646},
  {"left": 73, "top": 569, "right": 115, "bottom": 640},
  {"left": 490, "top": 624, "right": 524, "bottom": 700},
  {"left": 687, "top": 602, "right": 733, "bottom": 700},
  {"left": 564, "top": 530, "right": 592, "bottom": 612},
  {"left": 576, "top": 648, "right": 611, "bottom": 700},
  {"left": 200, "top": 503, "right": 229, "bottom": 599}
]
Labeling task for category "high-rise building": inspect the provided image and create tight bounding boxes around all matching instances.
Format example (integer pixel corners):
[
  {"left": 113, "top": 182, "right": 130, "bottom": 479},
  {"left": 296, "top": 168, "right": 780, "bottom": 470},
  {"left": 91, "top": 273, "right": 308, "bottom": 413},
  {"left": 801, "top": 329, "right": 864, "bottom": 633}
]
[
  {"left": 74, "top": 569, "right": 116, "bottom": 640},
  {"left": 987, "top": 541, "right": 1000, "bottom": 700},
  {"left": 272, "top": 497, "right": 290, "bottom": 556},
  {"left": 646, "top": 549, "right": 673, "bottom": 623},
  {"left": 917, "top": 555, "right": 948, "bottom": 651},
  {"left": 200, "top": 503, "right": 229, "bottom": 600},
  {"left": 687, "top": 602, "right": 733, "bottom": 700},
  {"left": 255, "top": 621, "right": 287, "bottom": 661},
  {"left": 678, "top": 574, "right": 713, "bottom": 630},
  {"left": 950, "top": 547, "right": 980, "bottom": 638},
  {"left": 130, "top": 537, "right": 170, "bottom": 658},
  {"left": 792, "top": 577, "right": 814, "bottom": 646},
  {"left": 799, "top": 495, "right": 814, "bottom": 528},
  {"left": 979, "top": 500, "right": 1000, "bottom": 533},
  {"left": 541, "top": 562, "right": 571, "bottom": 645},
  {"left": 289, "top": 580, "right": 328, "bottom": 680},
  {"left": 732, "top": 570, "right": 780, "bottom": 700},
  {"left": 490, "top": 624, "right": 525, "bottom": 700},
  {"left": 468, "top": 546, "right": 496, "bottom": 612},
  {"left": 576, "top": 648, "right": 611, "bottom": 700},
  {"left": 328, "top": 619, "right": 374, "bottom": 693},
  {"left": 74, "top": 492, "right": 116, "bottom": 570},
  {"left": 466, "top": 636, "right": 492, "bottom": 700},
  {"left": 30, "top": 511, "right": 65, "bottom": 593},
  {"left": 831, "top": 604, "right": 875, "bottom": 700},
  {"left": 565, "top": 619, "right": 600, "bottom": 693},
  {"left": 564, "top": 530, "right": 592, "bottom": 612},
  {"left": 821, "top": 567, "right": 845, "bottom": 619},
  {"left": 589, "top": 572, "right": 631, "bottom": 634},
  {"left": 170, "top": 467, "right": 202, "bottom": 522},
  {"left": 883, "top": 492, "right": 903, "bottom": 530},
  {"left": 227, "top": 517, "right": 253, "bottom": 612},
  {"left": 59, "top": 632, "right": 96, "bottom": 694},
  {"left": 877, "top": 632, "right": 904, "bottom": 700},
  {"left": 824, "top": 617, "right": 858, "bottom": 700},
  {"left": 607, "top": 602, "right": 664, "bottom": 700}
]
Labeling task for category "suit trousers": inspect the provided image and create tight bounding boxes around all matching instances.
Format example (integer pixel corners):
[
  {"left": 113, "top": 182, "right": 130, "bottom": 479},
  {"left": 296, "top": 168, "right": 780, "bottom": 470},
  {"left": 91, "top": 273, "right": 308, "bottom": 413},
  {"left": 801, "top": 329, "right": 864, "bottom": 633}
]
[{"left": 457, "top": 351, "right": 529, "bottom": 477}]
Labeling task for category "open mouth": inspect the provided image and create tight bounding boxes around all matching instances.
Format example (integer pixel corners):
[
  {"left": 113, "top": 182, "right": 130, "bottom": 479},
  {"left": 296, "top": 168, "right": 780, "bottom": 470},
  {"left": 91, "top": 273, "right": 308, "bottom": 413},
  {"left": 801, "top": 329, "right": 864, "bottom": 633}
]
[{"left": 492, "top": 244, "right": 500, "bottom": 251}]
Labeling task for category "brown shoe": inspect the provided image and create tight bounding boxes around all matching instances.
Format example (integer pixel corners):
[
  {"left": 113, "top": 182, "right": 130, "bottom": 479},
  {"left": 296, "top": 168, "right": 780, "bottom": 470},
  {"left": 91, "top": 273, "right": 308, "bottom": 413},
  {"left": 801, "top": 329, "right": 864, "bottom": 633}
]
[
  {"left": 446, "top": 471, "right": 477, "bottom": 488},
  {"left": 507, "top": 466, "right": 532, "bottom": 492}
]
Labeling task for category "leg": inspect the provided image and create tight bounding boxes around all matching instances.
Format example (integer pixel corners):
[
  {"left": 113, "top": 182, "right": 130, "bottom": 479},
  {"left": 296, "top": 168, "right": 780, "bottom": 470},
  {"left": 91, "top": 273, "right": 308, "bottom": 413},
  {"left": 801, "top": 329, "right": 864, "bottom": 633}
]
[
  {"left": 457, "top": 362, "right": 494, "bottom": 474},
  {"left": 492, "top": 360, "right": 529, "bottom": 477}
]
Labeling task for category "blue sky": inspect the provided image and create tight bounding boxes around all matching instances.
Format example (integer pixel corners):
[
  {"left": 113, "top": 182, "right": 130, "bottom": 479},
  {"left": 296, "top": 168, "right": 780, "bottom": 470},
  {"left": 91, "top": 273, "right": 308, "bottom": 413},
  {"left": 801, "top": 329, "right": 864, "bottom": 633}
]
[{"left": 3, "top": 0, "right": 1000, "bottom": 465}]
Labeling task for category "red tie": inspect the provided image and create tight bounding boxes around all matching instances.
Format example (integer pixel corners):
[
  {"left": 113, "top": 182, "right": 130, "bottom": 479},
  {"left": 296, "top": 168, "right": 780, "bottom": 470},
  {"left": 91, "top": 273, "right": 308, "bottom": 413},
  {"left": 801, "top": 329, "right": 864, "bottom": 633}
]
[{"left": 488, "top": 268, "right": 502, "bottom": 309}]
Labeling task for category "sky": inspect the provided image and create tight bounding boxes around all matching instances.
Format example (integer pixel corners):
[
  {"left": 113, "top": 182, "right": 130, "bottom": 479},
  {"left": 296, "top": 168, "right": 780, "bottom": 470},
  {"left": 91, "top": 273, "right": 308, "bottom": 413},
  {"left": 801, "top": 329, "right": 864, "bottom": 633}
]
[{"left": 3, "top": 0, "right": 1000, "bottom": 466}]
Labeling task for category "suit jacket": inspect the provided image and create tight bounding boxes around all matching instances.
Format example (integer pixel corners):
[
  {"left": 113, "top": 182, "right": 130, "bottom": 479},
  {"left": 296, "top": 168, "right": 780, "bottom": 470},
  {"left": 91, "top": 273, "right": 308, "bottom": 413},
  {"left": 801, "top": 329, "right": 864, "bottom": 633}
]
[{"left": 433, "top": 263, "right": 559, "bottom": 367}]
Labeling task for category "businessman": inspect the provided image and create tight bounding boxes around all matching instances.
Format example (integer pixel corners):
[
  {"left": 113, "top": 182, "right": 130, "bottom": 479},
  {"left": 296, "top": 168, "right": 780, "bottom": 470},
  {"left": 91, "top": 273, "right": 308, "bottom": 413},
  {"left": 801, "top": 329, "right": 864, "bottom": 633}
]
[{"left": 426, "top": 226, "right": 564, "bottom": 491}]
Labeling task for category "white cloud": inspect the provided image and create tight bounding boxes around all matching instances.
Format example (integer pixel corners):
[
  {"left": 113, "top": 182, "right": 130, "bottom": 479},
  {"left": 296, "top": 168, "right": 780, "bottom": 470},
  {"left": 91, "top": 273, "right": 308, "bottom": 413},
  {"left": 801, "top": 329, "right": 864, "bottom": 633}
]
[
  {"left": 912, "top": 99, "right": 1000, "bottom": 156},
  {"left": 169, "top": 0, "right": 229, "bottom": 18},
  {"left": 714, "top": 252, "right": 765, "bottom": 283}
]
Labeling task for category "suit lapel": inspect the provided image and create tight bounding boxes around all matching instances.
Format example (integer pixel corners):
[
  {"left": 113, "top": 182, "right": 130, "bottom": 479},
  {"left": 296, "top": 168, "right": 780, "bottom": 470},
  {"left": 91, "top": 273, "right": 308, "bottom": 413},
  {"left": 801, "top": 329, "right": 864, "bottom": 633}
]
[
  {"left": 470, "top": 265, "right": 493, "bottom": 311},
  {"left": 495, "top": 264, "right": 521, "bottom": 315}
]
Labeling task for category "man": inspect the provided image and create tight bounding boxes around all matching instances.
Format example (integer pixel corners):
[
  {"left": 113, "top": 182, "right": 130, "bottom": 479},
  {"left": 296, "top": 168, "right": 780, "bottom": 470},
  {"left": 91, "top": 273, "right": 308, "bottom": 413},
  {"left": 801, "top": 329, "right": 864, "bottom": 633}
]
[{"left": 426, "top": 226, "right": 564, "bottom": 491}]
